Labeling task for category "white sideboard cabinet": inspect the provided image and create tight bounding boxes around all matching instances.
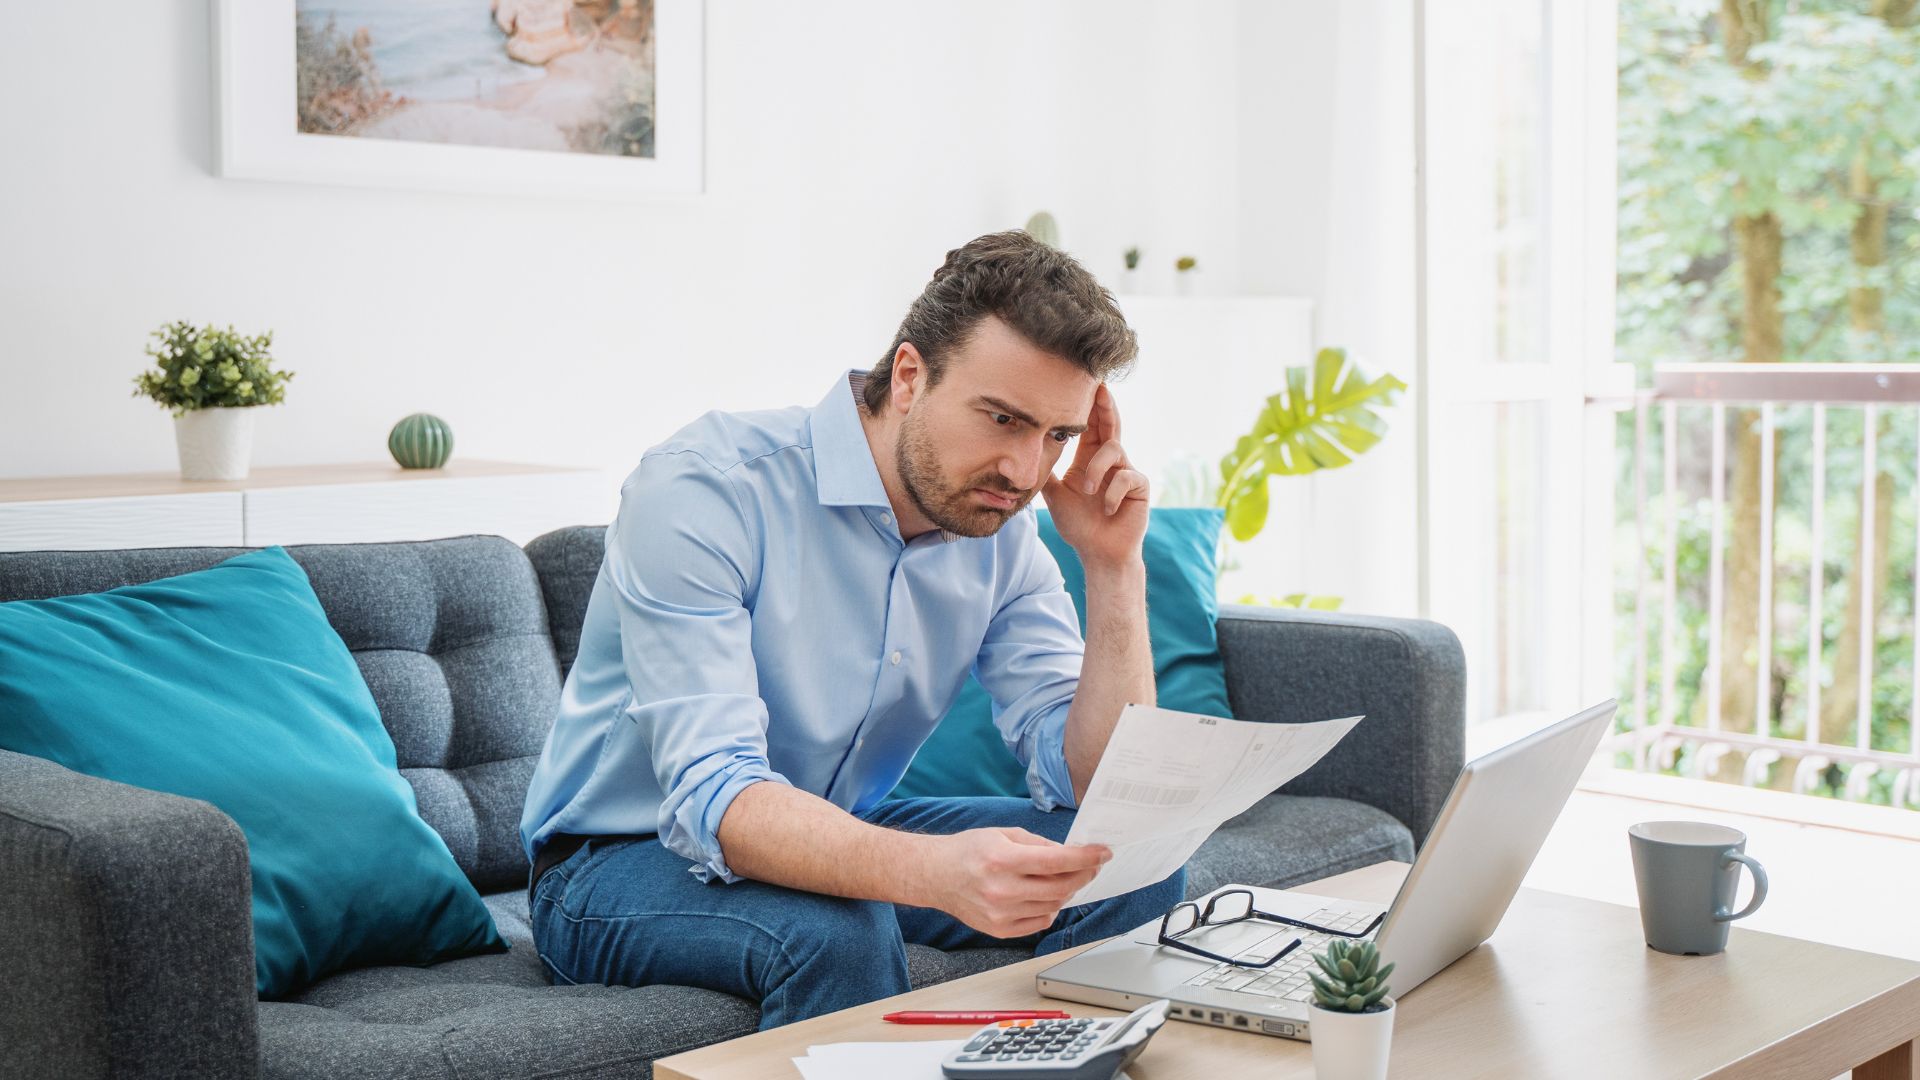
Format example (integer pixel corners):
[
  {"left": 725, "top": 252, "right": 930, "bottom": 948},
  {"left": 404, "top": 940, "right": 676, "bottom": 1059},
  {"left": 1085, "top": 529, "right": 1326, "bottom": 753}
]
[{"left": 0, "top": 461, "right": 617, "bottom": 552}]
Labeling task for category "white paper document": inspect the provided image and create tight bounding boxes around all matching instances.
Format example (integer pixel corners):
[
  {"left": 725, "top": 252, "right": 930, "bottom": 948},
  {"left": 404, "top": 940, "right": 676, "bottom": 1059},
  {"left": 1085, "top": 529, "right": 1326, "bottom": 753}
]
[
  {"left": 790, "top": 1040, "right": 963, "bottom": 1080},
  {"left": 1063, "top": 705, "right": 1365, "bottom": 905},
  {"left": 790, "top": 1040, "right": 1133, "bottom": 1079}
]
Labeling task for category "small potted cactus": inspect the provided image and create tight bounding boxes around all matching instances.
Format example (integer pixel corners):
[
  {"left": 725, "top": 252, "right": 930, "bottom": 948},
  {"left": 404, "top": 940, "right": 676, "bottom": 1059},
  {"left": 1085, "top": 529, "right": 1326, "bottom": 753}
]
[
  {"left": 1119, "top": 246, "right": 1142, "bottom": 293},
  {"left": 1024, "top": 210, "right": 1060, "bottom": 249},
  {"left": 1306, "top": 939, "right": 1396, "bottom": 1080},
  {"left": 1173, "top": 254, "right": 1199, "bottom": 295}
]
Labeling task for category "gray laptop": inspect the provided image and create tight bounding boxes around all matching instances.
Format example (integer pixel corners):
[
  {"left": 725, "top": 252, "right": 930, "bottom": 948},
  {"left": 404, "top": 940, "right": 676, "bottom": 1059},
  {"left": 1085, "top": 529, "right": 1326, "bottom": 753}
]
[{"left": 1037, "top": 699, "right": 1617, "bottom": 1041}]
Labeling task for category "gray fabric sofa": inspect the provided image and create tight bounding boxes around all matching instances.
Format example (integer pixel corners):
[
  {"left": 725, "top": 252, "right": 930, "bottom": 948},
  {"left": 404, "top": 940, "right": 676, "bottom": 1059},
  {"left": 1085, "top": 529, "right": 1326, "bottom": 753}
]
[{"left": 0, "top": 527, "right": 1464, "bottom": 1080}]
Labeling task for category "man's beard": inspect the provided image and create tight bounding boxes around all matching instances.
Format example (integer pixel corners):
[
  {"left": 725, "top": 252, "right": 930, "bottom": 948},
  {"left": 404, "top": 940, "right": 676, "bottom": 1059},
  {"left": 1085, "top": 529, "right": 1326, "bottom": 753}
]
[{"left": 895, "top": 411, "right": 1035, "bottom": 538}]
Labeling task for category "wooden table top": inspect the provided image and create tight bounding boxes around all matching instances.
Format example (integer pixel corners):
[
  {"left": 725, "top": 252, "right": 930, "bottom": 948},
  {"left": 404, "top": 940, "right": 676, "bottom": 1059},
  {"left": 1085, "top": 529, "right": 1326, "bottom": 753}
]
[{"left": 654, "top": 860, "right": 1920, "bottom": 1080}]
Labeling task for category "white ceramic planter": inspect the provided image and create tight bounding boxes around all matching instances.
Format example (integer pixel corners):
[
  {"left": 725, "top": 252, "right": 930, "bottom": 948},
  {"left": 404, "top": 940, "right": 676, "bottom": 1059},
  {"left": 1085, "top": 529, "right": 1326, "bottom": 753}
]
[
  {"left": 174, "top": 406, "right": 258, "bottom": 481},
  {"left": 1308, "top": 997, "right": 1395, "bottom": 1080}
]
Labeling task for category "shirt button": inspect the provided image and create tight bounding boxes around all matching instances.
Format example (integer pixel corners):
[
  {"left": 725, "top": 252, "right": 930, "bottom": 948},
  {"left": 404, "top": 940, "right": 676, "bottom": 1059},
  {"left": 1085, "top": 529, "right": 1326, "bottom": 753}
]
[
  {"left": 880, "top": 512, "right": 893, "bottom": 526},
  {"left": 889, "top": 651, "right": 902, "bottom": 666}
]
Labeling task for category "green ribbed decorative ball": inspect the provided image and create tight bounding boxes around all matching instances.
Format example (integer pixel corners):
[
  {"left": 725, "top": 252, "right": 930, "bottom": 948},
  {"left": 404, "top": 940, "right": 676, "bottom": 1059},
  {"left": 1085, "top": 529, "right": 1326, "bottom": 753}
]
[{"left": 388, "top": 412, "right": 453, "bottom": 469}]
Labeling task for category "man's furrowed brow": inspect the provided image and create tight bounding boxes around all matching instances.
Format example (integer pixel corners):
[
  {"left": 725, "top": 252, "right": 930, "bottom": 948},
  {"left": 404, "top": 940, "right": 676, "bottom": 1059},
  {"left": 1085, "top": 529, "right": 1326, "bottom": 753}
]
[{"left": 975, "top": 395, "right": 1087, "bottom": 436}]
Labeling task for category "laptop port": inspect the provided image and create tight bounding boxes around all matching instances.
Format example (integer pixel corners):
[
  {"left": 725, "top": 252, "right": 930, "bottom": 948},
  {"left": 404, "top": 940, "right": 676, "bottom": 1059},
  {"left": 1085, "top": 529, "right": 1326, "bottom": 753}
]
[
  {"left": 1233, "top": 1016, "right": 1249, "bottom": 1027},
  {"left": 1261, "top": 1020, "right": 1297, "bottom": 1037},
  {"left": 1209, "top": 1011, "right": 1225, "bottom": 1024}
]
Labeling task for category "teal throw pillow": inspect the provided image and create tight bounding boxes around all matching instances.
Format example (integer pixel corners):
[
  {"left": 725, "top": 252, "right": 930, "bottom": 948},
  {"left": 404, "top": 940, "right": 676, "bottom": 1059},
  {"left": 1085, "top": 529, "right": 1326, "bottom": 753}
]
[
  {"left": 0, "top": 547, "right": 505, "bottom": 998},
  {"left": 892, "top": 507, "right": 1232, "bottom": 799}
]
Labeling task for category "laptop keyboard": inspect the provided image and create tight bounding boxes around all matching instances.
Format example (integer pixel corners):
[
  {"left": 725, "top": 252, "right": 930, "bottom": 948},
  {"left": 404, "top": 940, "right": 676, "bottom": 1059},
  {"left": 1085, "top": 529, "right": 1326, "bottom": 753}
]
[{"left": 1181, "top": 906, "right": 1377, "bottom": 1003}]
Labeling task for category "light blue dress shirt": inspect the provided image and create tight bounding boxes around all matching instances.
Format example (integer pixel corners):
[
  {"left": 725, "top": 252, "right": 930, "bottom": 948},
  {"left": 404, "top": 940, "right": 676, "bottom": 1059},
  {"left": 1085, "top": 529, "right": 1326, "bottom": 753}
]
[{"left": 519, "top": 373, "right": 1087, "bottom": 883}]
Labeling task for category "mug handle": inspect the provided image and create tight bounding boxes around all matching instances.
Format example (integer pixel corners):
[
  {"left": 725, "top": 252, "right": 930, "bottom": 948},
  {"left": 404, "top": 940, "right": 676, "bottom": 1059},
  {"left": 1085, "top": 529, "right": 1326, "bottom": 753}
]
[{"left": 1713, "top": 851, "right": 1768, "bottom": 922}]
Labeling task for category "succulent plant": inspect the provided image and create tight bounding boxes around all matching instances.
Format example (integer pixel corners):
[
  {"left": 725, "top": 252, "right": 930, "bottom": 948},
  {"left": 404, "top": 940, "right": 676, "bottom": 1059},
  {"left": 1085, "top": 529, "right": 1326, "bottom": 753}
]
[
  {"left": 1308, "top": 939, "right": 1394, "bottom": 1013},
  {"left": 1124, "top": 246, "right": 1141, "bottom": 270},
  {"left": 1175, "top": 255, "right": 1198, "bottom": 272}
]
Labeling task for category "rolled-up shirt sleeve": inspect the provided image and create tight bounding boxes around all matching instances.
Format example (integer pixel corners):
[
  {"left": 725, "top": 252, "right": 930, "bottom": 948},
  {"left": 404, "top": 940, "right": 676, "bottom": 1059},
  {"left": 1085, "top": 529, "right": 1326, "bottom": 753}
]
[
  {"left": 973, "top": 519, "right": 1085, "bottom": 812},
  {"left": 604, "top": 449, "right": 784, "bottom": 883}
]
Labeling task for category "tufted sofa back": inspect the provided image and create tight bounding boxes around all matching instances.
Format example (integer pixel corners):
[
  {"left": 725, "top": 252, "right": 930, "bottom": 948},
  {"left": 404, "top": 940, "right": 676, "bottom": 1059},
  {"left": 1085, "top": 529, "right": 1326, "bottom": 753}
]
[
  {"left": 521, "top": 525, "right": 609, "bottom": 681},
  {"left": 0, "top": 536, "right": 563, "bottom": 894}
]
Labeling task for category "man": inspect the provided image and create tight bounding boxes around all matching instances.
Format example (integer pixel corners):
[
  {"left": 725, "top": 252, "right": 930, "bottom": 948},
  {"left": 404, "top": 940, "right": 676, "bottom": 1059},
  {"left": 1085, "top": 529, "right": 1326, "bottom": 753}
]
[{"left": 519, "top": 231, "right": 1184, "bottom": 1028}]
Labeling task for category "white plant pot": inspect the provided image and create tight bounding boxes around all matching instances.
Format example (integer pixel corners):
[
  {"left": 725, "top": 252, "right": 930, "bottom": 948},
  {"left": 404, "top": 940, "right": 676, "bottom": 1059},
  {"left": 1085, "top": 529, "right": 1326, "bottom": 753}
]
[
  {"left": 1308, "top": 998, "right": 1395, "bottom": 1080},
  {"left": 173, "top": 406, "right": 258, "bottom": 481}
]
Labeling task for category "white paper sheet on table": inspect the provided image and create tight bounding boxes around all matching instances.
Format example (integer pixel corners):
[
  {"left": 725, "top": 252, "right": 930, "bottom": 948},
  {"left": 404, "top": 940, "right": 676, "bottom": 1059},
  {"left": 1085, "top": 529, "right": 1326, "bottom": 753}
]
[
  {"left": 790, "top": 1040, "right": 962, "bottom": 1080},
  {"left": 1063, "top": 705, "right": 1365, "bottom": 905},
  {"left": 789, "top": 1040, "right": 1133, "bottom": 1079}
]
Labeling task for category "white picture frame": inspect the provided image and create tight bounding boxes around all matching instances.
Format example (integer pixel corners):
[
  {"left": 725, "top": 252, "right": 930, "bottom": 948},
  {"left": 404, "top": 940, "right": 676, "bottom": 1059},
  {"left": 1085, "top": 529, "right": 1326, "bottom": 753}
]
[{"left": 213, "top": 0, "right": 704, "bottom": 200}]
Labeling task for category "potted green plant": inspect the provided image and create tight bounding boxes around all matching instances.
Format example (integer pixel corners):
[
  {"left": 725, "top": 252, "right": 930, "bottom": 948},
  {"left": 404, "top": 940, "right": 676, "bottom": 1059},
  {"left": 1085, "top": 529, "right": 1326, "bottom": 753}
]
[
  {"left": 1120, "top": 246, "right": 1142, "bottom": 293},
  {"left": 1215, "top": 347, "right": 1405, "bottom": 542},
  {"left": 1173, "top": 254, "right": 1198, "bottom": 295},
  {"left": 1307, "top": 938, "right": 1396, "bottom": 1080},
  {"left": 132, "top": 321, "right": 293, "bottom": 481},
  {"left": 1024, "top": 210, "right": 1061, "bottom": 248}
]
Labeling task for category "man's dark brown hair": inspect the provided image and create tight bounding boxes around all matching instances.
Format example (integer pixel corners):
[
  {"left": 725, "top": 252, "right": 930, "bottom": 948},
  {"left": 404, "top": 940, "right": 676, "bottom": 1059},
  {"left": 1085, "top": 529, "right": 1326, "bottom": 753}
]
[{"left": 863, "top": 231, "right": 1138, "bottom": 415}]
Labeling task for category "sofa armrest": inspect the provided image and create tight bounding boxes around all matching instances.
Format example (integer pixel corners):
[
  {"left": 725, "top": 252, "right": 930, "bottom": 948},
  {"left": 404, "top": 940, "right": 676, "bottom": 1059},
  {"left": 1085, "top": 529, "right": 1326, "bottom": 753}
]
[
  {"left": 1214, "top": 604, "right": 1466, "bottom": 848},
  {"left": 0, "top": 748, "right": 259, "bottom": 1080}
]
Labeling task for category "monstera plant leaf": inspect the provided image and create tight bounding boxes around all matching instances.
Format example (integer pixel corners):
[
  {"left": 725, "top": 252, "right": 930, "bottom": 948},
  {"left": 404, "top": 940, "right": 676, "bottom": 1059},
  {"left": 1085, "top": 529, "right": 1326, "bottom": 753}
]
[
  {"left": 1215, "top": 348, "right": 1406, "bottom": 542},
  {"left": 1236, "top": 593, "right": 1345, "bottom": 611}
]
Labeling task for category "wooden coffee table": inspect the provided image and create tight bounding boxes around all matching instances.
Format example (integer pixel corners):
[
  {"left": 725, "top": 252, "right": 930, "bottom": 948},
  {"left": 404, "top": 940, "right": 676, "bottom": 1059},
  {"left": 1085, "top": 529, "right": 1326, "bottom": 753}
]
[{"left": 654, "top": 860, "right": 1920, "bottom": 1079}]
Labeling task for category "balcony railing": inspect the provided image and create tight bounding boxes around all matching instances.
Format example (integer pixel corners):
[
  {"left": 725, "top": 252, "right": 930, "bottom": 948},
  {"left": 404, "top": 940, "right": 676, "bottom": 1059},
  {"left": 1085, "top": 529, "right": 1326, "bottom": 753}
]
[{"left": 1612, "top": 364, "right": 1920, "bottom": 807}]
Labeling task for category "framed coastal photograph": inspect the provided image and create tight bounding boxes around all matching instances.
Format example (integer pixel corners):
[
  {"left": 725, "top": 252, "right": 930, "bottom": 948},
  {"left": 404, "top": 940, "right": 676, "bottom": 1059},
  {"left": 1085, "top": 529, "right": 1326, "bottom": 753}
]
[{"left": 214, "top": 0, "right": 703, "bottom": 199}]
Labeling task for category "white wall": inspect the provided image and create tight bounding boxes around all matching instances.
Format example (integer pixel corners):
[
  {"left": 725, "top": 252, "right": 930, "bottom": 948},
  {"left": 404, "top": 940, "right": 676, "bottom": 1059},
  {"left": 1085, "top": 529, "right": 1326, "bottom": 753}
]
[
  {"left": 1235, "top": 0, "right": 1420, "bottom": 618},
  {"left": 0, "top": 0, "right": 1420, "bottom": 615}
]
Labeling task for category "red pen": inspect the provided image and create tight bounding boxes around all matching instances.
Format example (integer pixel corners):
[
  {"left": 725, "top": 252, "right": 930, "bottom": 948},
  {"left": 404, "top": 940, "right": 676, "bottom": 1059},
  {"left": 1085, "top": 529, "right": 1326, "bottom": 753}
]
[{"left": 883, "top": 1010, "right": 1072, "bottom": 1024}]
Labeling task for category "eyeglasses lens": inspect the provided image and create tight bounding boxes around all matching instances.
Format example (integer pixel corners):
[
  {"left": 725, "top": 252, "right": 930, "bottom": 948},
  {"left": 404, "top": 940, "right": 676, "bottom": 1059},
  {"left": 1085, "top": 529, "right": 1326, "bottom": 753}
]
[
  {"left": 1164, "top": 904, "right": 1199, "bottom": 937},
  {"left": 1210, "top": 890, "right": 1253, "bottom": 923}
]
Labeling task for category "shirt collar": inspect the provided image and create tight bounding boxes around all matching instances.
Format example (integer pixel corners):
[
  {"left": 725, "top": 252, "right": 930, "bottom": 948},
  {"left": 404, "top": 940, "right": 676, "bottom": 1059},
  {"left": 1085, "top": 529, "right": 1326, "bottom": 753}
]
[{"left": 810, "top": 371, "right": 894, "bottom": 509}]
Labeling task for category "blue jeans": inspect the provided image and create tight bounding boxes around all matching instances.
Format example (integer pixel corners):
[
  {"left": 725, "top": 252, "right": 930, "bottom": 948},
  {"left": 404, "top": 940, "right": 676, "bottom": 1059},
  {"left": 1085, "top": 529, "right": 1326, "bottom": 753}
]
[{"left": 529, "top": 796, "right": 1186, "bottom": 1029}]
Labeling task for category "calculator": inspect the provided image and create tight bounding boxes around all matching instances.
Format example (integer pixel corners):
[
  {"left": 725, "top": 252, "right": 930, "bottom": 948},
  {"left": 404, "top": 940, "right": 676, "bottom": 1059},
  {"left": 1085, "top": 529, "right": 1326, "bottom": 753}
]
[{"left": 939, "top": 999, "right": 1170, "bottom": 1080}]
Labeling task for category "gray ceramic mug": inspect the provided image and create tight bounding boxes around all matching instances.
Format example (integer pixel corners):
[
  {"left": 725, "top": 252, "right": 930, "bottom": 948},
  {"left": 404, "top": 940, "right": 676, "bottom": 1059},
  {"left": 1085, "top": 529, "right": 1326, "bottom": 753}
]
[{"left": 1628, "top": 821, "right": 1768, "bottom": 956}]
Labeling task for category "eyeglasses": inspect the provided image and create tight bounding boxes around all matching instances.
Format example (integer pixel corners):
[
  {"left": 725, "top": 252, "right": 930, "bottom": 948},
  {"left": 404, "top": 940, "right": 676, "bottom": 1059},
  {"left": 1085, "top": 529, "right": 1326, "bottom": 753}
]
[{"left": 1156, "top": 889, "right": 1386, "bottom": 969}]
